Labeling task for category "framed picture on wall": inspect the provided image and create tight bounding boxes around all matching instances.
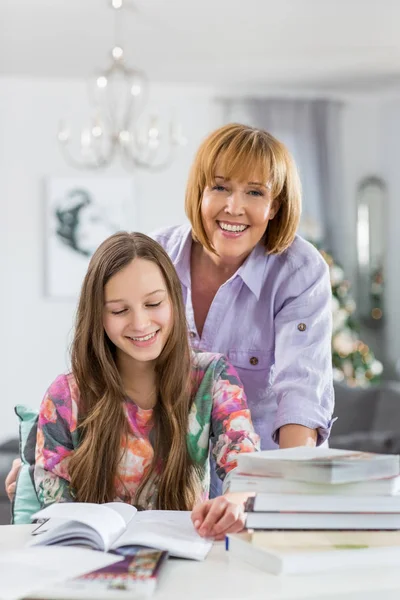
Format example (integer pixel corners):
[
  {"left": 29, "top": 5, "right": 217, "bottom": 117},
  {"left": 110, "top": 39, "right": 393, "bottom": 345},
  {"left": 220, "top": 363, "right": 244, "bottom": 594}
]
[{"left": 44, "top": 177, "right": 136, "bottom": 299}]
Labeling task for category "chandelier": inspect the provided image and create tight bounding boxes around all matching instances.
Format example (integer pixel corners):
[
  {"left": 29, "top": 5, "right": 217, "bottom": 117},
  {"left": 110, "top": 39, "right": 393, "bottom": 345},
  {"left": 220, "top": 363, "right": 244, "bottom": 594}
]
[{"left": 57, "top": 0, "right": 186, "bottom": 170}]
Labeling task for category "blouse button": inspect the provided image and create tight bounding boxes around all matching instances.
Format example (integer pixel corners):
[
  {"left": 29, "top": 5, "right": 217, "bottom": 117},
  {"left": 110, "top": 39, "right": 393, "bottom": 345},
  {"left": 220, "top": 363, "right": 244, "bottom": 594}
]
[
  {"left": 189, "top": 331, "right": 196, "bottom": 338},
  {"left": 297, "top": 323, "right": 307, "bottom": 332},
  {"left": 249, "top": 356, "right": 259, "bottom": 366}
]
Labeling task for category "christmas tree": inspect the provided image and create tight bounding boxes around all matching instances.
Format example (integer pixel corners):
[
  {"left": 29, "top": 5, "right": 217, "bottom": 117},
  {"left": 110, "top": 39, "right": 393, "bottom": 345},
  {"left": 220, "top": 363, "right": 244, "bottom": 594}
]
[
  {"left": 318, "top": 247, "right": 383, "bottom": 387},
  {"left": 300, "top": 216, "right": 383, "bottom": 388}
]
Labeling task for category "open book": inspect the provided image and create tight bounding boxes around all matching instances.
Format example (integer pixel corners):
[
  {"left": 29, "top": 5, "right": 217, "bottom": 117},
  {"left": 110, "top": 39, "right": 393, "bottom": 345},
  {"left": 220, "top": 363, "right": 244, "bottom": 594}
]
[{"left": 28, "top": 503, "right": 212, "bottom": 561}]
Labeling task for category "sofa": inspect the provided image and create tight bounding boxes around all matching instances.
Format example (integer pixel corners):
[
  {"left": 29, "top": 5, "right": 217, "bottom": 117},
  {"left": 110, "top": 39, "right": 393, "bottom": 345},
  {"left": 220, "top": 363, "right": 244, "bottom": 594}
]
[
  {"left": 1, "top": 380, "right": 400, "bottom": 524},
  {"left": 329, "top": 380, "right": 400, "bottom": 453}
]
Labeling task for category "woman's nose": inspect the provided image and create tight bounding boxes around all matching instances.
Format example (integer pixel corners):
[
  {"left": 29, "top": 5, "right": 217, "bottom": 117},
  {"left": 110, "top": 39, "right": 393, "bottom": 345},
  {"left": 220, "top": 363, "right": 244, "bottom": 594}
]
[{"left": 224, "top": 190, "right": 244, "bottom": 215}]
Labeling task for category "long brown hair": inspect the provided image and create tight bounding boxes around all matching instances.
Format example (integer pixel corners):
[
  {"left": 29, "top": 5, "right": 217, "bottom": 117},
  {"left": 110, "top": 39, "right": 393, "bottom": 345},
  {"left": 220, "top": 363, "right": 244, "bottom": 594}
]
[
  {"left": 68, "top": 232, "right": 200, "bottom": 510},
  {"left": 185, "top": 123, "right": 302, "bottom": 254}
]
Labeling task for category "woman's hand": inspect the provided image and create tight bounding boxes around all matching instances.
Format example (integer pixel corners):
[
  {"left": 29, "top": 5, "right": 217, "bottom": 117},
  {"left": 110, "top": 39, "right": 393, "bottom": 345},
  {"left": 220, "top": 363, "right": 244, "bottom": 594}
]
[
  {"left": 191, "top": 495, "right": 246, "bottom": 540},
  {"left": 5, "top": 458, "right": 21, "bottom": 502}
]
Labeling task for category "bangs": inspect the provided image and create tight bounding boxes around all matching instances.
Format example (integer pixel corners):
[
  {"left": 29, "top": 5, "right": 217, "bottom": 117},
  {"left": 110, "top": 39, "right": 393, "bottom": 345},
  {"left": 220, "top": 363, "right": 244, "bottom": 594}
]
[{"left": 202, "top": 129, "right": 287, "bottom": 198}]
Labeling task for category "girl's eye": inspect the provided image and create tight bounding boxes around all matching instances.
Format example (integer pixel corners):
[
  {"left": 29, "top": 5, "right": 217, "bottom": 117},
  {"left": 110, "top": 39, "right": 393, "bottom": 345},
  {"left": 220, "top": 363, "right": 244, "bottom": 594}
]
[
  {"left": 212, "top": 185, "right": 227, "bottom": 192},
  {"left": 112, "top": 309, "right": 127, "bottom": 315},
  {"left": 146, "top": 301, "right": 162, "bottom": 308}
]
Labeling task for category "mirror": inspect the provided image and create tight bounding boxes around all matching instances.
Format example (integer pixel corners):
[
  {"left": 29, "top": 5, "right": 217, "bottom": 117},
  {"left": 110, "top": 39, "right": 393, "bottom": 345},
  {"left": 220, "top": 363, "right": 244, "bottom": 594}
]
[{"left": 356, "top": 176, "right": 386, "bottom": 327}]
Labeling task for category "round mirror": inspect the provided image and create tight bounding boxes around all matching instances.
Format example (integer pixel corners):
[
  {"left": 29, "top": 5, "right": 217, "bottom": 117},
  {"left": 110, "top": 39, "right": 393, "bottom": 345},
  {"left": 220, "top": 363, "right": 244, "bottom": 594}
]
[{"left": 356, "top": 176, "right": 386, "bottom": 326}]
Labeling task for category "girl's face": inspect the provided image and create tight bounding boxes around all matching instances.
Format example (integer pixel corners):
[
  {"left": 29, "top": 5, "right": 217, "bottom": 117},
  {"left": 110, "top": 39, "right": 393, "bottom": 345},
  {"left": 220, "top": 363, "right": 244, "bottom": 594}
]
[
  {"left": 200, "top": 164, "right": 279, "bottom": 265},
  {"left": 103, "top": 258, "right": 173, "bottom": 366}
]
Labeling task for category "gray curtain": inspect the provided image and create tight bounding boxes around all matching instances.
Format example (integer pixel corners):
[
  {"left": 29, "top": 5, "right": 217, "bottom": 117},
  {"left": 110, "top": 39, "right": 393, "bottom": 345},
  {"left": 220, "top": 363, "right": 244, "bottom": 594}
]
[{"left": 222, "top": 98, "right": 344, "bottom": 258}]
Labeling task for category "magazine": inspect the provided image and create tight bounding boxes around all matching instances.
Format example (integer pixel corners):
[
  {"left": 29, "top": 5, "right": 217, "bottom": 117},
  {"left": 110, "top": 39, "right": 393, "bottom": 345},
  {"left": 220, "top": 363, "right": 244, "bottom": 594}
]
[{"left": 29, "top": 546, "right": 168, "bottom": 599}]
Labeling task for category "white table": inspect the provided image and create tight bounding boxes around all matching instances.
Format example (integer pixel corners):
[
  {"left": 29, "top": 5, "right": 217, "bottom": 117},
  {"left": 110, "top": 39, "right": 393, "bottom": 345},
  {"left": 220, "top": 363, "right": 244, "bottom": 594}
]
[{"left": 2, "top": 525, "right": 400, "bottom": 600}]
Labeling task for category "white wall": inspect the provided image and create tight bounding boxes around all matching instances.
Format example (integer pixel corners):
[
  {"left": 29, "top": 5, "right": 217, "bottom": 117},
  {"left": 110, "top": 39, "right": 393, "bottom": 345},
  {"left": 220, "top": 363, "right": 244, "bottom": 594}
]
[{"left": 0, "top": 77, "right": 221, "bottom": 443}]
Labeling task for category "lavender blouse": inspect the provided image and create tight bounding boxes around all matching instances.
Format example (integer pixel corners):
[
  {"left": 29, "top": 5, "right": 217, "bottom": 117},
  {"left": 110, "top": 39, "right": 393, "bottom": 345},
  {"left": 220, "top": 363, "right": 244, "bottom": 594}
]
[{"left": 152, "top": 224, "right": 335, "bottom": 450}]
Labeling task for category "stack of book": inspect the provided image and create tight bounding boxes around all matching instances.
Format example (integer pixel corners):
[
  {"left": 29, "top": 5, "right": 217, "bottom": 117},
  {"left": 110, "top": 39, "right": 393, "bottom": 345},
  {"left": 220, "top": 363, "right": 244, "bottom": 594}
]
[{"left": 226, "top": 447, "right": 400, "bottom": 574}]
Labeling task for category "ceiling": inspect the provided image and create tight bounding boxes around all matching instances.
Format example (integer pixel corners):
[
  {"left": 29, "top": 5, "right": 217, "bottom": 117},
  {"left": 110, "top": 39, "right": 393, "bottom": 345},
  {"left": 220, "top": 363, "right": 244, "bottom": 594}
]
[{"left": 1, "top": 0, "right": 400, "bottom": 91}]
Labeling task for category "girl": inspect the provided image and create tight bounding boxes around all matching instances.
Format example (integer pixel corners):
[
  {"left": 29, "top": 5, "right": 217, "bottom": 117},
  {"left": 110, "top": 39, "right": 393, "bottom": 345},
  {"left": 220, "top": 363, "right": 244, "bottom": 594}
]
[{"left": 34, "top": 231, "right": 259, "bottom": 539}]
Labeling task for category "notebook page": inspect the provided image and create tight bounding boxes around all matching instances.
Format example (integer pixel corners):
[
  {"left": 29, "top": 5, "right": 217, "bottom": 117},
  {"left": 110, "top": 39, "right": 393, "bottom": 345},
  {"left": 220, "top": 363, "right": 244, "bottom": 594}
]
[{"left": 104, "top": 502, "right": 137, "bottom": 526}]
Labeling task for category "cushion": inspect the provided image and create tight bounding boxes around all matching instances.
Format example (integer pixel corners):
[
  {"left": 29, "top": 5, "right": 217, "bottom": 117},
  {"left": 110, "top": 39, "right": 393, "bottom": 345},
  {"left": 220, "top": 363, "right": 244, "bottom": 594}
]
[{"left": 13, "top": 405, "right": 41, "bottom": 524}]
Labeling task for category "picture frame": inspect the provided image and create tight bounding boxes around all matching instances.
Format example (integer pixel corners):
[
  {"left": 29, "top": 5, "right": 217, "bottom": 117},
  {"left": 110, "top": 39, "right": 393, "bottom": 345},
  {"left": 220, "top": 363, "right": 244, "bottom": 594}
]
[{"left": 44, "top": 177, "right": 136, "bottom": 299}]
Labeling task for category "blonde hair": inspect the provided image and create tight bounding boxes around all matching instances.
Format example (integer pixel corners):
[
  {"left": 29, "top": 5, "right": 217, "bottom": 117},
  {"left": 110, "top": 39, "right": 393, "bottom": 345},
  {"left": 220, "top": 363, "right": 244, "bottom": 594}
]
[
  {"left": 69, "top": 232, "right": 201, "bottom": 510},
  {"left": 185, "top": 123, "right": 302, "bottom": 254}
]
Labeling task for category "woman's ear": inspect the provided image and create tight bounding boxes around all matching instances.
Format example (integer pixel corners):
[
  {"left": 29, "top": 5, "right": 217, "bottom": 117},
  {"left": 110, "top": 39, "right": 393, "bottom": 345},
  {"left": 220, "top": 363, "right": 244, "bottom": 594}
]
[{"left": 269, "top": 198, "right": 280, "bottom": 220}]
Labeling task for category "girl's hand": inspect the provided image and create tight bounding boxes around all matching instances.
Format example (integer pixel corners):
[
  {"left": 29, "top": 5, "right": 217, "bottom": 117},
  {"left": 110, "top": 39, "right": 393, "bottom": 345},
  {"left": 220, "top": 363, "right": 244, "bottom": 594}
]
[
  {"left": 5, "top": 458, "right": 21, "bottom": 502},
  {"left": 191, "top": 495, "right": 246, "bottom": 540}
]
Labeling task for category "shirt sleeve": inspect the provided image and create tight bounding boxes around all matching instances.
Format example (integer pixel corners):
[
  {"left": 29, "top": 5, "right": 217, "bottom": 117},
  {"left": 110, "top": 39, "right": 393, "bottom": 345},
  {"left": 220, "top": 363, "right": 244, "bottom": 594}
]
[
  {"left": 210, "top": 356, "right": 260, "bottom": 491},
  {"left": 34, "top": 374, "right": 78, "bottom": 507},
  {"left": 271, "top": 253, "right": 335, "bottom": 445}
]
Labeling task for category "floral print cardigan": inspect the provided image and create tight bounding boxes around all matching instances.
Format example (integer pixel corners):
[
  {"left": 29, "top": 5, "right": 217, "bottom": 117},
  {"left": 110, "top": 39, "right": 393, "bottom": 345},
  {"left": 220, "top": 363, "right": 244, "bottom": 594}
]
[{"left": 35, "top": 351, "right": 260, "bottom": 509}]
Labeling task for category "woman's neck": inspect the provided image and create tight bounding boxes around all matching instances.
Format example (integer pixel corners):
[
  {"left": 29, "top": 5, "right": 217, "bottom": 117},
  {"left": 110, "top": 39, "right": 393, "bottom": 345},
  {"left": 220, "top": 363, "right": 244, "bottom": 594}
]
[
  {"left": 192, "top": 241, "right": 248, "bottom": 285},
  {"left": 116, "top": 351, "right": 157, "bottom": 410}
]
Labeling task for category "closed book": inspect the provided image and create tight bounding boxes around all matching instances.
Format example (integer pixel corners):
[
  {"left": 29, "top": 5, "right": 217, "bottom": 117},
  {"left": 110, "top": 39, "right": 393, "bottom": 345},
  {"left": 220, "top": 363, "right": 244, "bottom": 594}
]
[
  {"left": 249, "top": 493, "right": 400, "bottom": 513},
  {"left": 244, "top": 503, "right": 400, "bottom": 530},
  {"left": 226, "top": 530, "right": 400, "bottom": 575},
  {"left": 237, "top": 447, "right": 400, "bottom": 484},
  {"left": 227, "top": 473, "right": 400, "bottom": 496}
]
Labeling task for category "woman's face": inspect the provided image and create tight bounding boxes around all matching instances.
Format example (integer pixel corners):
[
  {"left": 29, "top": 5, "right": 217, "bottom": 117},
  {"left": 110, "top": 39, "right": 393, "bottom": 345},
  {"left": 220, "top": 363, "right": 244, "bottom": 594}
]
[
  {"left": 200, "top": 166, "right": 279, "bottom": 264},
  {"left": 103, "top": 258, "right": 173, "bottom": 366}
]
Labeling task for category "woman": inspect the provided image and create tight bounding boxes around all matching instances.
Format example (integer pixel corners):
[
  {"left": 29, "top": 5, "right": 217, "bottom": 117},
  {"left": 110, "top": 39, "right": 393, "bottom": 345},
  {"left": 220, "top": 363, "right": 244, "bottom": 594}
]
[
  {"left": 5, "top": 123, "right": 334, "bottom": 500},
  {"left": 152, "top": 123, "right": 334, "bottom": 455},
  {"left": 33, "top": 232, "right": 259, "bottom": 538}
]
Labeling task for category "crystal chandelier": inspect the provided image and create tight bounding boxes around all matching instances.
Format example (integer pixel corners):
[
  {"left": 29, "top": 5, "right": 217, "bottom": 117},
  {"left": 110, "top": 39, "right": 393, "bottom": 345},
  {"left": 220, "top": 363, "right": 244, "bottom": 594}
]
[{"left": 57, "top": 0, "right": 186, "bottom": 170}]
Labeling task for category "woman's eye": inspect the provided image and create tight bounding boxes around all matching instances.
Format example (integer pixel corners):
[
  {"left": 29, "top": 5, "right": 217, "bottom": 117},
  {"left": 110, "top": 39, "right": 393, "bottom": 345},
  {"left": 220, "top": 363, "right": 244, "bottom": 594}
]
[
  {"left": 112, "top": 309, "right": 127, "bottom": 315},
  {"left": 248, "top": 189, "right": 264, "bottom": 197},
  {"left": 212, "top": 185, "right": 227, "bottom": 192},
  {"left": 146, "top": 301, "right": 162, "bottom": 308}
]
